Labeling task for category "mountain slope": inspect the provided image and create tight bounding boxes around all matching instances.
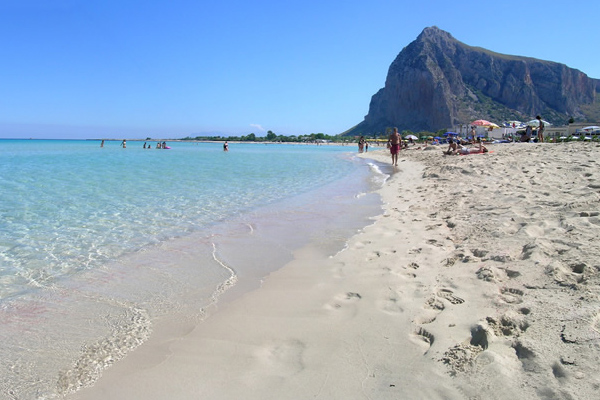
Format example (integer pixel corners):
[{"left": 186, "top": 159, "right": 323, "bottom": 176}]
[{"left": 345, "top": 26, "right": 600, "bottom": 135}]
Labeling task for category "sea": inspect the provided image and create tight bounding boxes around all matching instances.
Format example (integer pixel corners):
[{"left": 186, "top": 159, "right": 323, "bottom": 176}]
[{"left": 0, "top": 139, "right": 388, "bottom": 399}]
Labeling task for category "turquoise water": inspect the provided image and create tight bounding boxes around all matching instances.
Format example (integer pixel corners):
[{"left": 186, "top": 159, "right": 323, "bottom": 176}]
[
  {"left": 1, "top": 139, "right": 363, "bottom": 298},
  {"left": 0, "top": 139, "right": 387, "bottom": 399}
]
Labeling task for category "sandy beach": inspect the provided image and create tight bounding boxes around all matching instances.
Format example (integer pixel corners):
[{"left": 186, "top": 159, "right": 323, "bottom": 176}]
[{"left": 69, "top": 142, "right": 600, "bottom": 400}]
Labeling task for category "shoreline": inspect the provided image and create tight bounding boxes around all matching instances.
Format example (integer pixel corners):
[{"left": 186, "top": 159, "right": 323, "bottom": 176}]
[
  {"left": 70, "top": 143, "right": 600, "bottom": 399},
  {"left": 1, "top": 142, "right": 383, "bottom": 399}
]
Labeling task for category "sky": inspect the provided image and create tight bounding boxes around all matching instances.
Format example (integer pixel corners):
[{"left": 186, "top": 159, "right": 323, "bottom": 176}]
[{"left": 1, "top": 0, "right": 598, "bottom": 139}]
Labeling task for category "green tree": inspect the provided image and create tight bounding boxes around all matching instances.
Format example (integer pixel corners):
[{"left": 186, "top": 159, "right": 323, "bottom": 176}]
[{"left": 266, "top": 131, "right": 277, "bottom": 141}]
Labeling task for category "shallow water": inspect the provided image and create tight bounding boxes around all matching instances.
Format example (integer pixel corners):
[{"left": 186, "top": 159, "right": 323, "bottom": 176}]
[{"left": 0, "top": 139, "right": 387, "bottom": 398}]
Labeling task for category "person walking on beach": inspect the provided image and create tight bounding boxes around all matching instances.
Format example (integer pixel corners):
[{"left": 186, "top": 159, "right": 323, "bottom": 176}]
[
  {"left": 536, "top": 115, "right": 545, "bottom": 143},
  {"left": 388, "top": 128, "right": 401, "bottom": 166}
]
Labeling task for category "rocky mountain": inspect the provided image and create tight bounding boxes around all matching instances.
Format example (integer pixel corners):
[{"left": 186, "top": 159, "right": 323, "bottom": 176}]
[{"left": 345, "top": 26, "right": 600, "bottom": 135}]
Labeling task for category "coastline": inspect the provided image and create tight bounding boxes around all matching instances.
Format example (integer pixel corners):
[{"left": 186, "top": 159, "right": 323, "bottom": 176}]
[
  {"left": 1, "top": 142, "right": 383, "bottom": 399},
  {"left": 69, "top": 143, "right": 600, "bottom": 399}
]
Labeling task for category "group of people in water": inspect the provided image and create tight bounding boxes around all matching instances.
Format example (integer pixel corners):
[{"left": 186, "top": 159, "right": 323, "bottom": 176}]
[
  {"left": 102, "top": 140, "right": 232, "bottom": 150},
  {"left": 142, "top": 141, "right": 168, "bottom": 149},
  {"left": 102, "top": 139, "right": 169, "bottom": 149},
  {"left": 357, "top": 136, "right": 369, "bottom": 153}
]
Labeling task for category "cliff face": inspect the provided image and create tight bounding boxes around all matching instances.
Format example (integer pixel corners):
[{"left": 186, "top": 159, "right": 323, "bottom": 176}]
[{"left": 346, "top": 26, "right": 600, "bottom": 135}]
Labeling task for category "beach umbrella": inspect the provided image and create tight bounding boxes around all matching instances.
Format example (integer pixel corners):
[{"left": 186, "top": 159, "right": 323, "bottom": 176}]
[
  {"left": 471, "top": 119, "right": 494, "bottom": 126},
  {"left": 443, "top": 132, "right": 458, "bottom": 136},
  {"left": 526, "top": 119, "right": 551, "bottom": 127},
  {"left": 434, "top": 136, "right": 442, "bottom": 140},
  {"left": 583, "top": 126, "right": 600, "bottom": 131},
  {"left": 405, "top": 134, "right": 418, "bottom": 140}
]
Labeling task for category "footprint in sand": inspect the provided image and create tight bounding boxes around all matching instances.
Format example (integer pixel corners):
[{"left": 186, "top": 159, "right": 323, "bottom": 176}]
[
  {"left": 512, "top": 341, "right": 539, "bottom": 372},
  {"left": 377, "top": 292, "right": 404, "bottom": 315},
  {"left": 504, "top": 268, "right": 521, "bottom": 279},
  {"left": 427, "top": 239, "right": 444, "bottom": 247},
  {"left": 407, "top": 262, "right": 420, "bottom": 269},
  {"left": 367, "top": 250, "right": 383, "bottom": 261},
  {"left": 476, "top": 266, "right": 497, "bottom": 282},
  {"left": 425, "top": 296, "right": 445, "bottom": 311},
  {"left": 426, "top": 223, "right": 443, "bottom": 231},
  {"left": 410, "top": 327, "right": 435, "bottom": 353},
  {"left": 367, "top": 248, "right": 397, "bottom": 261},
  {"left": 413, "top": 309, "right": 439, "bottom": 325},
  {"left": 560, "top": 313, "right": 600, "bottom": 344},
  {"left": 437, "top": 288, "right": 465, "bottom": 305},
  {"left": 442, "top": 252, "right": 467, "bottom": 267},
  {"left": 500, "top": 287, "right": 524, "bottom": 304},
  {"left": 324, "top": 292, "right": 362, "bottom": 316},
  {"left": 486, "top": 313, "right": 529, "bottom": 337}
]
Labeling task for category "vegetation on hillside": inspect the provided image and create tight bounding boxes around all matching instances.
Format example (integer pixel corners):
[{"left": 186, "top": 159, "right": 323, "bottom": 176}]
[{"left": 581, "top": 99, "right": 600, "bottom": 123}]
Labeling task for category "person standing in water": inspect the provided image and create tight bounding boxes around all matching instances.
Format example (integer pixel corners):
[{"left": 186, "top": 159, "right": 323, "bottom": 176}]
[
  {"left": 120, "top": 139, "right": 126, "bottom": 148},
  {"left": 358, "top": 136, "right": 365, "bottom": 153},
  {"left": 223, "top": 141, "right": 229, "bottom": 151}
]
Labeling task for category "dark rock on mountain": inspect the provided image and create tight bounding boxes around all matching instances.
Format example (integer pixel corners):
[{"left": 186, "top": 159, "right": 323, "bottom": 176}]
[{"left": 345, "top": 26, "right": 600, "bottom": 135}]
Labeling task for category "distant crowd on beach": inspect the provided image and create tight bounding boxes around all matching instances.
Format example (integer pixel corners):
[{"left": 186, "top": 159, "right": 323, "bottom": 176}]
[{"left": 362, "top": 115, "right": 550, "bottom": 166}]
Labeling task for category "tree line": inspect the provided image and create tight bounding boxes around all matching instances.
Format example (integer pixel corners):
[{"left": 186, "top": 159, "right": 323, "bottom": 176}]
[{"left": 180, "top": 129, "right": 445, "bottom": 143}]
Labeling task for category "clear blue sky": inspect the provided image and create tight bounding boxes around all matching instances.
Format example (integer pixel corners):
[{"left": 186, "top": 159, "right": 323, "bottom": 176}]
[{"left": 1, "top": 0, "right": 598, "bottom": 139}]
